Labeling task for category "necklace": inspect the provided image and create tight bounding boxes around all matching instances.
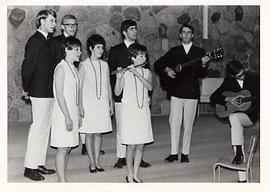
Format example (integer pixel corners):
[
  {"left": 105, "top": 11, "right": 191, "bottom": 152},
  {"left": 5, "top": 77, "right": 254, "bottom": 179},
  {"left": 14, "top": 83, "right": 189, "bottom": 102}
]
[
  {"left": 64, "top": 59, "right": 80, "bottom": 106},
  {"left": 89, "top": 58, "right": 102, "bottom": 100},
  {"left": 133, "top": 68, "right": 144, "bottom": 108}
]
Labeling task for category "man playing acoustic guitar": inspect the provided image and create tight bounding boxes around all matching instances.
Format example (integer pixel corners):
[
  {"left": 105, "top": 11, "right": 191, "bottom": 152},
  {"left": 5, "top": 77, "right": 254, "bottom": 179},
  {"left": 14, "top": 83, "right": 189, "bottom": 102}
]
[
  {"left": 154, "top": 23, "right": 210, "bottom": 163},
  {"left": 210, "top": 60, "right": 260, "bottom": 182}
]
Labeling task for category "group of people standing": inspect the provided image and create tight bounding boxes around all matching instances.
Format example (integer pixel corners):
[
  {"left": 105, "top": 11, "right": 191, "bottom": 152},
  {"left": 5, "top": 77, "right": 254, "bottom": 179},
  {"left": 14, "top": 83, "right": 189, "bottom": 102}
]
[{"left": 21, "top": 8, "right": 259, "bottom": 183}]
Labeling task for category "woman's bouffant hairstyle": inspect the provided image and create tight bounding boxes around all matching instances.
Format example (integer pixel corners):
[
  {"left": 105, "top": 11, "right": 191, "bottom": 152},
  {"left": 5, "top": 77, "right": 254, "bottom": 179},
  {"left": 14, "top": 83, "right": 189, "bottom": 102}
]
[
  {"left": 86, "top": 34, "right": 106, "bottom": 56},
  {"left": 62, "top": 36, "right": 81, "bottom": 57},
  {"left": 127, "top": 43, "right": 147, "bottom": 64}
]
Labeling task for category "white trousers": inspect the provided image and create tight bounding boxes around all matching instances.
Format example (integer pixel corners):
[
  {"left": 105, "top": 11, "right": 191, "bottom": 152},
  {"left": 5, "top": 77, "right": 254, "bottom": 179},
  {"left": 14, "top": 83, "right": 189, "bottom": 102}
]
[
  {"left": 115, "top": 102, "right": 126, "bottom": 158},
  {"left": 169, "top": 96, "right": 198, "bottom": 155},
  {"left": 229, "top": 112, "right": 253, "bottom": 181},
  {"left": 229, "top": 113, "right": 253, "bottom": 146},
  {"left": 24, "top": 97, "right": 54, "bottom": 169}
]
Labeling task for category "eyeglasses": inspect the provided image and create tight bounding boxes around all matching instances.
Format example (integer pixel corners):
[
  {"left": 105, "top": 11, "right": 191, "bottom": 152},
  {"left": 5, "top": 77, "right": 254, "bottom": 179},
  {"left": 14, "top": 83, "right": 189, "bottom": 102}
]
[{"left": 63, "top": 23, "right": 78, "bottom": 27}]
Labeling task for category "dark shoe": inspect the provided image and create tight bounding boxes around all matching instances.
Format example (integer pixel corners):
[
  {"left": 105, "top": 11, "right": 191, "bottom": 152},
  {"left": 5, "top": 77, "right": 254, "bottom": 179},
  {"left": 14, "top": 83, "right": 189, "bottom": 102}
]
[
  {"left": 89, "top": 165, "right": 97, "bottom": 173},
  {"left": 24, "top": 168, "right": 45, "bottom": 181},
  {"left": 232, "top": 155, "right": 244, "bottom": 165},
  {"left": 114, "top": 158, "right": 126, "bottom": 168},
  {"left": 140, "top": 160, "right": 151, "bottom": 168},
  {"left": 81, "top": 144, "right": 87, "bottom": 155},
  {"left": 133, "top": 178, "right": 143, "bottom": 183},
  {"left": 96, "top": 167, "right": 105, "bottom": 172},
  {"left": 238, "top": 180, "right": 247, "bottom": 183},
  {"left": 126, "top": 176, "right": 129, "bottom": 183},
  {"left": 180, "top": 153, "right": 189, "bottom": 163},
  {"left": 164, "top": 154, "right": 179, "bottom": 163},
  {"left": 37, "top": 166, "right": 56, "bottom": 175},
  {"left": 100, "top": 150, "right": 105, "bottom": 155}
]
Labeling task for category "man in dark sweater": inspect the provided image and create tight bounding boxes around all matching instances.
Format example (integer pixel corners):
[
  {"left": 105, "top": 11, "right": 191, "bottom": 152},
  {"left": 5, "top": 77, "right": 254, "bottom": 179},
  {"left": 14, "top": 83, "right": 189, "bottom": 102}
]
[
  {"left": 154, "top": 23, "right": 210, "bottom": 163},
  {"left": 210, "top": 60, "right": 260, "bottom": 182}
]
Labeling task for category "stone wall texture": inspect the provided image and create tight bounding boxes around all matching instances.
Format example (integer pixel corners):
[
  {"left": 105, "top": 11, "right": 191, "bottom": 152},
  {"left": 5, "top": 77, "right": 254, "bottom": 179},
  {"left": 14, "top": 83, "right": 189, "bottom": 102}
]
[{"left": 7, "top": 5, "right": 260, "bottom": 121}]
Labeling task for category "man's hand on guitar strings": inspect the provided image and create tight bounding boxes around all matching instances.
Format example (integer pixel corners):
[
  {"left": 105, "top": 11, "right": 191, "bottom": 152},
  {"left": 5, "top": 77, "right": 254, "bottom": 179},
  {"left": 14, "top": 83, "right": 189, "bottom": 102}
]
[
  {"left": 165, "top": 67, "right": 176, "bottom": 78},
  {"left": 225, "top": 96, "right": 242, "bottom": 107},
  {"left": 201, "top": 56, "right": 210, "bottom": 67}
]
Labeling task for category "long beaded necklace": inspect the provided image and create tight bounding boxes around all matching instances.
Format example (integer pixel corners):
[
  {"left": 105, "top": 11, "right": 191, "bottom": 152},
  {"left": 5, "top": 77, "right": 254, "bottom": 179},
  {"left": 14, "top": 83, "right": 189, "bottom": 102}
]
[
  {"left": 64, "top": 59, "right": 80, "bottom": 106},
  {"left": 89, "top": 58, "right": 102, "bottom": 100},
  {"left": 133, "top": 68, "right": 144, "bottom": 109}
]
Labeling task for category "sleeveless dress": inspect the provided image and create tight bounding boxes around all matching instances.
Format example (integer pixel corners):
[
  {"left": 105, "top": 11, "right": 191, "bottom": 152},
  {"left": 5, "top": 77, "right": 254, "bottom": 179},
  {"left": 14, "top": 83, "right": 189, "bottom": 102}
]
[
  {"left": 51, "top": 60, "right": 80, "bottom": 147},
  {"left": 79, "top": 58, "right": 112, "bottom": 133},
  {"left": 119, "top": 68, "right": 153, "bottom": 145}
]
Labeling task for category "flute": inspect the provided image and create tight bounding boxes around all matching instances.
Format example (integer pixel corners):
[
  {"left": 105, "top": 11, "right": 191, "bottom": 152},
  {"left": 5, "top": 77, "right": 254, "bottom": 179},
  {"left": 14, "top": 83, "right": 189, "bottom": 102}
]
[{"left": 110, "top": 63, "right": 147, "bottom": 75}]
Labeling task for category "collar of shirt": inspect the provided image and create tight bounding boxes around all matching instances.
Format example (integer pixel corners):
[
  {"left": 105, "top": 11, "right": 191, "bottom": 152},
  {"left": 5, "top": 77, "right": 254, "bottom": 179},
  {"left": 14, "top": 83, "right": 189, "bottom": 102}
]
[
  {"left": 237, "top": 79, "right": 244, "bottom": 89},
  {"left": 63, "top": 32, "right": 70, "bottom": 38},
  {"left": 182, "top": 42, "right": 193, "bottom": 54},
  {"left": 124, "top": 39, "right": 135, "bottom": 48},
  {"left": 37, "top": 29, "right": 48, "bottom": 39}
]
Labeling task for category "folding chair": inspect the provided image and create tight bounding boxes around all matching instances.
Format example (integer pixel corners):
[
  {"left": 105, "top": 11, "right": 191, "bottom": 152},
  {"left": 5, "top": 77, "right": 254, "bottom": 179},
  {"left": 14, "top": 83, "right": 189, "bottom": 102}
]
[{"left": 213, "top": 135, "right": 259, "bottom": 182}]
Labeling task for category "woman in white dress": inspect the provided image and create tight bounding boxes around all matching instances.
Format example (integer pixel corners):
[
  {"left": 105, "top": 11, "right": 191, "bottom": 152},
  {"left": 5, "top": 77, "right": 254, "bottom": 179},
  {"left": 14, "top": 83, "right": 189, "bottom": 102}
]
[
  {"left": 51, "top": 36, "right": 83, "bottom": 182},
  {"left": 79, "top": 34, "right": 113, "bottom": 173},
  {"left": 115, "top": 43, "right": 153, "bottom": 183}
]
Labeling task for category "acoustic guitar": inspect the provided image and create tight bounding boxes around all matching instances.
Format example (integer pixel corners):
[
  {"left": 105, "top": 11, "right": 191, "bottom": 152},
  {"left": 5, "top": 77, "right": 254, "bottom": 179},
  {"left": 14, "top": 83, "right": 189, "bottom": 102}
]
[
  {"left": 158, "top": 47, "right": 224, "bottom": 93},
  {"left": 215, "top": 90, "right": 252, "bottom": 118}
]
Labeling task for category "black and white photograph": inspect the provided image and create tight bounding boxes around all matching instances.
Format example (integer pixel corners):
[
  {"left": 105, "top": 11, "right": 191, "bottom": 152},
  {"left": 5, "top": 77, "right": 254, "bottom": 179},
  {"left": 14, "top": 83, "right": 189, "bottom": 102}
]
[{"left": 1, "top": 0, "right": 270, "bottom": 191}]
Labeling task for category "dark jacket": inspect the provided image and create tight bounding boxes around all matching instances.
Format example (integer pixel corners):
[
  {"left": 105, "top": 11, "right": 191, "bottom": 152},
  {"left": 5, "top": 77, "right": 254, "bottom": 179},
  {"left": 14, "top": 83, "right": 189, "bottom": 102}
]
[
  {"left": 48, "top": 34, "right": 66, "bottom": 69},
  {"left": 210, "top": 71, "right": 260, "bottom": 123},
  {"left": 108, "top": 42, "right": 150, "bottom": 102},
  {"left": 154, "top": 45, "right": 208, "bottom": 99},
  {"left": 21, "top": 31, "right": 54, "bottom": 97}
]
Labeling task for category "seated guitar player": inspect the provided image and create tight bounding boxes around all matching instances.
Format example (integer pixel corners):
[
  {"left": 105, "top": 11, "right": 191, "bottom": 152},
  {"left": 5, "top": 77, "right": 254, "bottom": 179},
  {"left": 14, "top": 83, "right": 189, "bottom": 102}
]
[{"left": 210, "top": 60, "right": 260, "bottom": 182}]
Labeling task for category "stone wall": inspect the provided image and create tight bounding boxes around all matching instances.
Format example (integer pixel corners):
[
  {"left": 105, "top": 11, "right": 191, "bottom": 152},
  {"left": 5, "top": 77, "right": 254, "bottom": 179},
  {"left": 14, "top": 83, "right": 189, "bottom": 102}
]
[{"left": 7, "top": 5, "right": 260, "bottom": 121}]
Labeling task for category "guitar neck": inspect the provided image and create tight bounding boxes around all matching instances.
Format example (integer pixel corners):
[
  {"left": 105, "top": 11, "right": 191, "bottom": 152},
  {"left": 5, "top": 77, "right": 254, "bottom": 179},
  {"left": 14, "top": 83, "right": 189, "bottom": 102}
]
[{"left": 174, "top": 52, "right": 212, "bottom": 72}]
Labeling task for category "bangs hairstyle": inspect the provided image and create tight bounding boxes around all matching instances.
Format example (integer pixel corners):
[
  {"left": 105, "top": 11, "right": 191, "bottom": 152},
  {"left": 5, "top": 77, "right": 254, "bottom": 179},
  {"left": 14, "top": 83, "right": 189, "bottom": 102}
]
[
  {"left": 62, "top": 36, "right": 81, "bottom": 57},
  {"left": 179, "top": 23, "right": 194, "bottom": 34},
  {"left": 226, "top": 60, "right": 244, "bottom": 76},
  {"left": 61, "top": 14, "right": 77, "bottom": 25},
  {"left": 86, "top": 34, "right": 106, "bottom": 56},
  {"left": 120, "top": 19, "right": 137, "bottom": 39},
  {"left": 127, "top": 43, "right": 147, "bottom": 63},
  {"left": 36, "top": 9, "right": 57, "bottom": 28}
]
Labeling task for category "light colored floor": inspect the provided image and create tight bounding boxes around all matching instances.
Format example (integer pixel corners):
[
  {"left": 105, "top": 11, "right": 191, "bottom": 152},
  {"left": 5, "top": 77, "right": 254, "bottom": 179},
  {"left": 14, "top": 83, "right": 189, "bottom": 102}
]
[{"left": 8, "top": 114, "right": 260, "bottom": 183}]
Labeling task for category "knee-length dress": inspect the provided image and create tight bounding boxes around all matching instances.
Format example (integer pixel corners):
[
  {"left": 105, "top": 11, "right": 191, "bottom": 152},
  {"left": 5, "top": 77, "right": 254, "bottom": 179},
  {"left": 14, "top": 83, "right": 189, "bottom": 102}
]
[
  {"left": 51, "top": 60, "right": 80, "bottom": 148},
  {"left": 119, "top": 68, "right": 153, "bottom": 145},
  {"left": 79, "top": 58, "right": 112, "bottom": 133}
]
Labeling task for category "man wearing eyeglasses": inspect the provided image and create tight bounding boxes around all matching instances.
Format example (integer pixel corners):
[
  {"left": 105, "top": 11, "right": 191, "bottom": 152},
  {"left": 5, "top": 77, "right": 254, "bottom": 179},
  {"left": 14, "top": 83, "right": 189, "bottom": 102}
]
[
  {"left": 49, "top": 14, "right": 78, "bottom": 68},
  {"left": 210, "top": 60, "right": 260, "bottom": 182}
]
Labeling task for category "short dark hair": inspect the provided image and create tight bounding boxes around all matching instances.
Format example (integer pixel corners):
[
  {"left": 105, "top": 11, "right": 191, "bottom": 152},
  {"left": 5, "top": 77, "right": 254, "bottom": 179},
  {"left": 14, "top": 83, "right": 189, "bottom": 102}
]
[
  {"left": 86, "top": 34, "right": 106, "bottom": 56},
  {"left": 36, "top": 9, "right": 57, "bottom": 28},
  {"left": 61, "top": 14, "right": 77, "bottom": 25},
  {"left": 120, "top": 19, "right": 137, "bottom": 39},
  {"left": 127, "top": 43, "right": 147, "bottom": 64},
  {"left": 62, "top": 36, "right": 81, "bottom": 57},
  {"left": 179, "top": 23, "right": 194, "bottom": 34},
  {"left": 226, "top": 60, "right": 244, "bottom": 76}
]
